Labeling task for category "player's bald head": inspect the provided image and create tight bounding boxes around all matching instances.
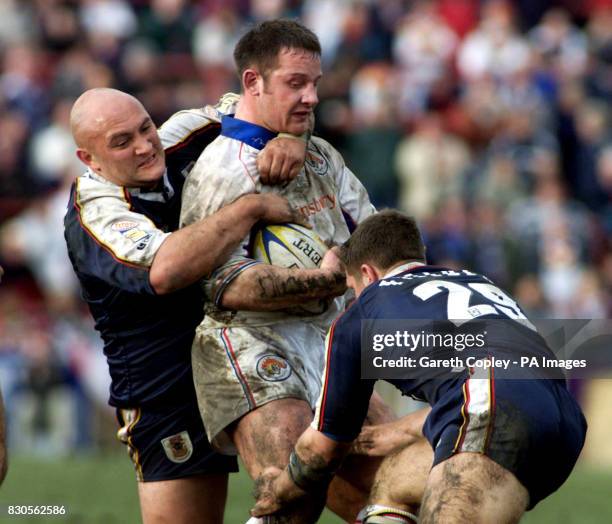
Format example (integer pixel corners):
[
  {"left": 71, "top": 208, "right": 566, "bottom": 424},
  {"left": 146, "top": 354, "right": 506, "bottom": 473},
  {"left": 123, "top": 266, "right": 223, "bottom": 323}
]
[
  {"left": 70, "top": 88, "right": 147, "bottom": 148},
  {"left": 70, "top": 88, "right": 165, "bottom": 188}
]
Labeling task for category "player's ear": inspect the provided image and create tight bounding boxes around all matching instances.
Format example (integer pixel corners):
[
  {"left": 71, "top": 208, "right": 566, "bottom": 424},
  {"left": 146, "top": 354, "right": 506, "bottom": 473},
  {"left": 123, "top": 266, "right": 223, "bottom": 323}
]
[
  {"left": 243, "top": 69, "right": 261, "bottom": 96},
  {"left": 76, "top": 148, "right": 94, "bottom": 169},
  {"left": 77, "top": 148, "right": 103, "bottom": 174},
  {"left": 360, "top": 263, "right": 379, "bottom": 286}
]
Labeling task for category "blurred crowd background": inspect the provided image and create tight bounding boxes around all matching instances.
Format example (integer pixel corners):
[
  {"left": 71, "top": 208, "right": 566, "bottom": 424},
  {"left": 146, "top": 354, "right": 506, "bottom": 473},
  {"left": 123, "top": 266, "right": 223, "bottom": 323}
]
[{"left": 0, "top": 0, "right": 610, "bottom": 462}]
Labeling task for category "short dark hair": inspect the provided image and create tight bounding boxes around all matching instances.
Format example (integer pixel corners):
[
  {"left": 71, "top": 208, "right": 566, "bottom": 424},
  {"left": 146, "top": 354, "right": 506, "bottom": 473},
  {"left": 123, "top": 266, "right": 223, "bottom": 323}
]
[
  {"left": 233, "top": 19, "right": 321, "bottom": 79},
  {"left": 341, "top": 210, "right": 426, "bottom": 273}
]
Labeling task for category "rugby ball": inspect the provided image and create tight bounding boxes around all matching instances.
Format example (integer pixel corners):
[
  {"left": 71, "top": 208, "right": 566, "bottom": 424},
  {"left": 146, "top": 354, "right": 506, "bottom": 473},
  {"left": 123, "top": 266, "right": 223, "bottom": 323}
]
[
  {"left": 250, "top": 223, "right": 328, "bottom": 270},
  {"left": 249, "top": 223, "right": 331, "bottom": 315}
]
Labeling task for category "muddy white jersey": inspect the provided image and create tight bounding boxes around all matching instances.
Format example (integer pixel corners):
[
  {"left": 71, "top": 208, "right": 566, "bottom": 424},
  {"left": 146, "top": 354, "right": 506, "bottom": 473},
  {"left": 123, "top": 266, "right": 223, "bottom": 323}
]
[{"left": 180, "top": 114, "right": 375, "bottom": 328}]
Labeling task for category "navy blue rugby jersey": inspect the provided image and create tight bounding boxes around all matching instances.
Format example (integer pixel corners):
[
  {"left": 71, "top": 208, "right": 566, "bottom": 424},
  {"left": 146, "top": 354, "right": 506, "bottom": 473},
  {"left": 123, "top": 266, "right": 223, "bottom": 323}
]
[
  {"left": 312, "top": 264, "right": 557, "bottom": 442},
  {"left": 64, "top": 104, "right": 228, "bottom": 407}
]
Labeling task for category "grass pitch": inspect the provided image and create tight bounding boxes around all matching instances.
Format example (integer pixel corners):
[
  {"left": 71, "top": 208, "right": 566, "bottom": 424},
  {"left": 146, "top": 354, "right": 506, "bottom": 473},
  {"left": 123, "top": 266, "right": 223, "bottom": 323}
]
[{"left": 0, "top": 453, "right": 610, "bottom": 523}]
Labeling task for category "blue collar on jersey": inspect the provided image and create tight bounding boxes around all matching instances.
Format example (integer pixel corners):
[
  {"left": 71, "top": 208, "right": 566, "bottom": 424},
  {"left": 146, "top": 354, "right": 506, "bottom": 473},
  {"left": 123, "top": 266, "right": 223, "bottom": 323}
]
[{"left": 220, "top": 115, "right": 277, "bottom": 150}]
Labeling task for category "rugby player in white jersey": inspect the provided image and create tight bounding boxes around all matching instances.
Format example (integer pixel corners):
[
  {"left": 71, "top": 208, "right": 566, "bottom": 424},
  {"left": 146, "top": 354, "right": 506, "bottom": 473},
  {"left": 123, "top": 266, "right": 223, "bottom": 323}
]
[{"left": 180, "top": 19, "right": 393, "bottom": 523}]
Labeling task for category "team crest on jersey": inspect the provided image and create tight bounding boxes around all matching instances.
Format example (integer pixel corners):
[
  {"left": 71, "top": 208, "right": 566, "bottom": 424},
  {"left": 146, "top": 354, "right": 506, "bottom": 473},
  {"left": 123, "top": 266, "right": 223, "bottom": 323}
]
[
  {"left": 256, "top": 354, "right": 292, "bottom": 382},
  {"left": 305, "top": 147, "right": 329, "bottom": 176},
  {"left": 161, "top": 431, "right": 193, "bottom": 463}
]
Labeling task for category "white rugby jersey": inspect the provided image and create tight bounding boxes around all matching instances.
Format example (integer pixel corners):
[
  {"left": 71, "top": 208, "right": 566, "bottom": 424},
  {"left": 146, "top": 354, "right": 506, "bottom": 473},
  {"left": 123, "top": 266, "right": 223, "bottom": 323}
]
[{"left": 180, "top": 114, "right": 376, "bottom": 327}]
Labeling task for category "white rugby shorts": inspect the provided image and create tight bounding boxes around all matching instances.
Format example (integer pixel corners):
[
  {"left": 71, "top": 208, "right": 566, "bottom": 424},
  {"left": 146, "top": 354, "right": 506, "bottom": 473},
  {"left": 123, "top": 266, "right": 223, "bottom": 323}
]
[{"left": 191, "top": 317, "right": 326, "bottom": 454}]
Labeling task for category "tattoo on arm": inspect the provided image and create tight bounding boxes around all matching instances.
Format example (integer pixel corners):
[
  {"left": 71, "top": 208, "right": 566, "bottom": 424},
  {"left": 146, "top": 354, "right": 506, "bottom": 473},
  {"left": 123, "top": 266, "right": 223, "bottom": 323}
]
[{"left": 256, "top": 270, "right": 345, "bottom": 299}]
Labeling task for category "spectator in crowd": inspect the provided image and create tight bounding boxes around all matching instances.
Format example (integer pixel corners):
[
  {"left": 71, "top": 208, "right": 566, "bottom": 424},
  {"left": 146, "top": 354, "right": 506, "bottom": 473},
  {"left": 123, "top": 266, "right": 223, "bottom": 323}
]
[
  {"left": 392, "top": 0, "right": 458, "bottom": 119},
  {"left": 395, "top": 112, "right": 470, "bottom": 220},
  {"left": 457, "top": 0, "right": 531, "bottom": 82}
]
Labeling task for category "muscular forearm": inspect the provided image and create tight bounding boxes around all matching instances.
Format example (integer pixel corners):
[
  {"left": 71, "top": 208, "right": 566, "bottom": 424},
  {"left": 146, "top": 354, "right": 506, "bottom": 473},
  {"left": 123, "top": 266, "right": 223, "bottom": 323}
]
[
  {"left": 150, "top": 195, "right": 265, "bottom": 294},
  {"left": 295, "top": 428, "right": 351, "bottom": 473},
  {"left": 352, "top": 407, "right": 431, "bottom": 456},
  {"left": 403, "top": 406, "right": 430, "bottom": 438},
  {"left": 219, "top": 264, "right": 346, "bottom": 310},
  {"left": 251, "top": 429, "right": 349, "bottom": 518},
  {"left": 277, "top": 430, "right": 349, "bottom": 501}
]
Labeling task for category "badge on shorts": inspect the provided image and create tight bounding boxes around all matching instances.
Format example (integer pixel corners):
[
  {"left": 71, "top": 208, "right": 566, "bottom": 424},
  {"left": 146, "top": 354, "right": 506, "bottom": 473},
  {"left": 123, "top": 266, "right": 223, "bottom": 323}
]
[
  {"left": 256, "top": 354, "right": 292, "bottom": 382},
  {"left": 161, "top": 431, "right": 193, "bottom": 463}
]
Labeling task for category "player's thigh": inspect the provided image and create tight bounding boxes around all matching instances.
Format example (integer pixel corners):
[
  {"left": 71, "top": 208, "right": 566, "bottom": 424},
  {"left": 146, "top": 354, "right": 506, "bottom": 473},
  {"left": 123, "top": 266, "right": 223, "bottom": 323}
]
[
  {"left": 117, "top": 400, "right": 237, "bottom": 523},
  {"left": 420, "top": 452, "right": 528, "bottom": 524},
  {"left": 138, "top": 473, "right": 229, "bottom": 524},
  {"left": 230, "top": 398, "right": 313, "bottom": 477}
]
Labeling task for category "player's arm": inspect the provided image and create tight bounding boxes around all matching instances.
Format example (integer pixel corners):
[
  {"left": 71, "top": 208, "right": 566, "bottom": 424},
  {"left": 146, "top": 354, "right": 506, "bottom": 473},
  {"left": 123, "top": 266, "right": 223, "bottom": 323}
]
[
  {"left": 217, "top": 246, "right": 346, "bottom": 311},
  {"left": 257, "top": 113, "right": 313, "bottom": 184},
  {"left": 251, "top": 428, "right": 350, "bottom": 518},
  {"left": 352, "top": 407, "right": 431, "bottom": 457},
  {"left": 66, "top": 182, "right": 301, "bottom": 296},
  {"left": 180, "top": 158, "right": 342, "bottom": 310},
  {"left": 160, "top": 93, "right": 307, "bottom": 185},
  {"left": 150, "top": 193, "right": 306, "bottom": 294}
]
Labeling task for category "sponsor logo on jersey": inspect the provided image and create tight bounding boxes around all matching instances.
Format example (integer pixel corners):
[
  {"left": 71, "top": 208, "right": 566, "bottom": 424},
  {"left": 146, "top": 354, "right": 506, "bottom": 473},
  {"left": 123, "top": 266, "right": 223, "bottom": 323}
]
[
  {"left": 136, "top": 237, "right": 153, "bottom": 250},
  {"left": 256, "top": 354, "right": 292, "bottom": 382},
  {"left": 124, "top": 229, "right": 151, "bottom": 243},
  {"left": 111, "top": 221, "right": 153, "bottom": 246},
  {"left": 298, "top": 194, "right": 336, "bottom": 218},
  {"left": 111, "top": 221, "right": 139, "bottom": 233},
  {"left": 161, "top": 431, "right": 193, "bottom": 463}
]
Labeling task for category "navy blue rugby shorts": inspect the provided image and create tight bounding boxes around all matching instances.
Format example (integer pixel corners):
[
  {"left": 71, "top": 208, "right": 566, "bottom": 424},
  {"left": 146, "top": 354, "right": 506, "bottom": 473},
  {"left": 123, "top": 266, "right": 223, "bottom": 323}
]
[
  {"left": 423, "top": 366, "right": 587, "bottom": 509},
  {"left": 116, "top": 397, "right": 238, "bottom": 482}
]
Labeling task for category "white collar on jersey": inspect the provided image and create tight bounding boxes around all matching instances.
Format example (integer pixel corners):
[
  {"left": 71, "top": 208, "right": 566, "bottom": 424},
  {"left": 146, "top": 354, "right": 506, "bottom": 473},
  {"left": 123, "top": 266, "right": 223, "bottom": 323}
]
[
  {"left": 84, "top": 168, "right": 174, "bottom": 202},
  {"left": 383, "top": 261, "right": 425, "bottom": 279}
]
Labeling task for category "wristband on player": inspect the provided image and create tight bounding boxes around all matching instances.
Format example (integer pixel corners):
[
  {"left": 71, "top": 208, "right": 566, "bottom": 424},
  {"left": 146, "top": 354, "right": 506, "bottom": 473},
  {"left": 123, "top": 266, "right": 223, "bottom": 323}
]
[
  {"left": 287, "top": 450, "right": 335, "bottom": 493},
  {"left": 276, "top": 131, "right": 311, "bottom": 143}
]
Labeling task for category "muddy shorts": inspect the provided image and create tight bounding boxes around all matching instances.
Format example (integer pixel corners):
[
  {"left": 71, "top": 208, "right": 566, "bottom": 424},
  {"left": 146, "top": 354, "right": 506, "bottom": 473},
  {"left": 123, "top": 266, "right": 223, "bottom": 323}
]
[
  {"left": 423, "top": 366, "right": 587, "bottom": 509},
  {"left": 191, "top": 319, "right": 326, "bottom": 453}
]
